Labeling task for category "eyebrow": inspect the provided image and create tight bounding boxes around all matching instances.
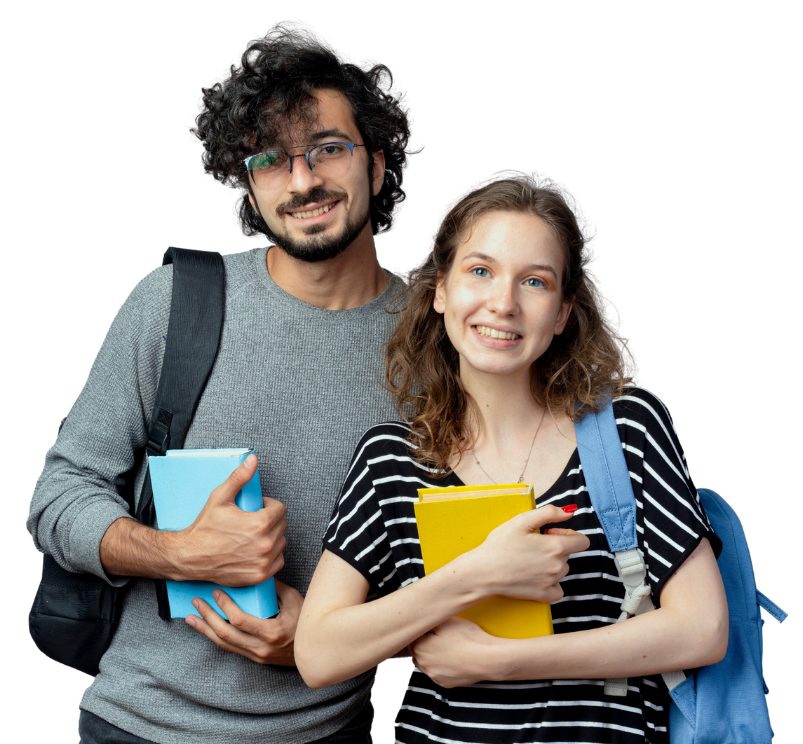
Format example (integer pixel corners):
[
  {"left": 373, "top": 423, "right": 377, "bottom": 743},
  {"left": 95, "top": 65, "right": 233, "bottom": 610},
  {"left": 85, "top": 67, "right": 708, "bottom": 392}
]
[
  {"left": 460, "top": 251, "right": 559, "bottom": 278},
  {"left": 260, "top": 129, "right": 357, "bottom": 153},
  {"left": 305, "top": 128, "right": 355, "bottom": 142}
]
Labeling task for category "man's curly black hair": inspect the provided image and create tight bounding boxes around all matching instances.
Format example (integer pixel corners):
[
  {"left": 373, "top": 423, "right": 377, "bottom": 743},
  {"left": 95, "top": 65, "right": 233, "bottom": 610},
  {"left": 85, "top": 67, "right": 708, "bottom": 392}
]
[{"left": 193, "top": 25, "right": 412, "bottom": 237}]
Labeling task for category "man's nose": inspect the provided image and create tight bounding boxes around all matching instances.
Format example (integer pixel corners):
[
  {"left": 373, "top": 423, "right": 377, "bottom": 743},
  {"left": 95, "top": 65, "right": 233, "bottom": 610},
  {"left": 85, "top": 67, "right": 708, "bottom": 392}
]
[{"left": 287, "top": 153, "right": 324, "bottom": 193}]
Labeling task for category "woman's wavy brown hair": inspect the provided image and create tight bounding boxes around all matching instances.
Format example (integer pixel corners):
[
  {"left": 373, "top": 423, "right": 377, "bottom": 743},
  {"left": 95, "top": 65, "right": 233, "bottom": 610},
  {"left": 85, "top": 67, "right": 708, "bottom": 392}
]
[{"left": 386, "top": 175, "right": 632, "bottom": 474}]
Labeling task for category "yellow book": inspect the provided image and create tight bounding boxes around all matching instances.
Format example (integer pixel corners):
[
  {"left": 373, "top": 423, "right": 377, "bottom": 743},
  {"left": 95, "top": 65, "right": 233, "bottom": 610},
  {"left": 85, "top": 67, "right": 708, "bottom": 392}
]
[{"left": 415, "top": 482, "right": 553, "bottom": 639}]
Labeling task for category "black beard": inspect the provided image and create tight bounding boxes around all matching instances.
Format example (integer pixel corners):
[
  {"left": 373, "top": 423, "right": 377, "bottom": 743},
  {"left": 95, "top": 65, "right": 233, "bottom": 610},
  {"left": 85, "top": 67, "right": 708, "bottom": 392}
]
[{"left": 264, "top": 188, "right": 371, "bottom": 263}]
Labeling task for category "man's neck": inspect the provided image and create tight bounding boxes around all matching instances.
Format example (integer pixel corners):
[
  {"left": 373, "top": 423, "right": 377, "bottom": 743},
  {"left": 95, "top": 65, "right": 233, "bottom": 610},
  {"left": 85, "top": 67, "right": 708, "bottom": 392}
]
[{"left": 266, "top": 227, "right": 388, "bottom": 310}]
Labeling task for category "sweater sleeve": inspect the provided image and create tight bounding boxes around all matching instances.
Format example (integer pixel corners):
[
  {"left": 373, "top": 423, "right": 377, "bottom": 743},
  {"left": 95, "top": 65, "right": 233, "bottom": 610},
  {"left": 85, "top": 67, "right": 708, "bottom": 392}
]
[{"left": 26, "top": 265, "right": 173, "bottom": 584}]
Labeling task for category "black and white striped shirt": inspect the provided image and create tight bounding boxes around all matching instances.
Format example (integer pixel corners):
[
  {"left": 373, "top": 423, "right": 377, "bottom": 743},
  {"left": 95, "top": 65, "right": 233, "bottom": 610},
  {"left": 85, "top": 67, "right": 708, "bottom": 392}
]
[{"left": 323, "top": 388, "right": 719, "bottom": 743}]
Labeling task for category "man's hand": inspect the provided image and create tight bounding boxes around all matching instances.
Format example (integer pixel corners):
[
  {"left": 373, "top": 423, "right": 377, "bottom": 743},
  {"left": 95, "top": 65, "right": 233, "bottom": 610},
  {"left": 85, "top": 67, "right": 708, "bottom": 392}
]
[
  {"left": 408, "top": 617, "right": 502, "bottom": 688},
  {"left": 100, "top": 454, "right": 288, "bottom": 585},
  {"left": 186, "top": 579, "right": 303, "bottom": 665},
  {"left": 172, "top": 454, "right": 288, "bottom": 585}
]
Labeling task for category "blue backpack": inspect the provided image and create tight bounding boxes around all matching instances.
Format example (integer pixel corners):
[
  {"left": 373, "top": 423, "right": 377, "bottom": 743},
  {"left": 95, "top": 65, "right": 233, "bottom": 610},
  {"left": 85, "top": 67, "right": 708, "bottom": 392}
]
[{"left": 574, "top": 399, "right": 786, "bottom": 743}]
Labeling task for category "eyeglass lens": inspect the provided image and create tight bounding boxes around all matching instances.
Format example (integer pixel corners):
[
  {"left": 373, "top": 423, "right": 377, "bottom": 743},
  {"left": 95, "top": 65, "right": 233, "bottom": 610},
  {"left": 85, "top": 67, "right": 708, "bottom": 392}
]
[{"left": 247, "top": 143, "right": 356, "bottom": 191}]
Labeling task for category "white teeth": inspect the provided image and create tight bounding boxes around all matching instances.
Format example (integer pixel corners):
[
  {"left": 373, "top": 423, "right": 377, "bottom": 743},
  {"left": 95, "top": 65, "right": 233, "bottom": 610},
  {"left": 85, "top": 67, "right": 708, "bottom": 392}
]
[
  {"left": 475, "top": 325, "right": 519, "bottom": 340},
  {"left": 289, "top": 203, "right": 334, "bottom": 219}
]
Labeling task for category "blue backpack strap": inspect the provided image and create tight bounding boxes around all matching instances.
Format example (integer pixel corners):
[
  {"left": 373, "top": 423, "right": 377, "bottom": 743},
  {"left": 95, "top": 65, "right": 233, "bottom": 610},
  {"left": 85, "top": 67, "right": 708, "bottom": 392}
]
[
  {"left": 576, "top": 397, "right": 668, "bottom": 696},
  {"left": 575, "top": 398, "right": 651, "bottom": 598},
  {"left": 574, "top": 397, "right": 638, "bottom": 552},
  {"left": 757, "top": 591, "right": 787, "bottom": 623}
]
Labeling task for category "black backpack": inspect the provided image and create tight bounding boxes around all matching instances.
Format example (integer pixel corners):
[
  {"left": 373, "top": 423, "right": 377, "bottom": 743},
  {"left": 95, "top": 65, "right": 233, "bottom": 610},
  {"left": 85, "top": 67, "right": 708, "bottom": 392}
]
[{"left": 28, "top": 248, "right": 225, "bottom": 675}]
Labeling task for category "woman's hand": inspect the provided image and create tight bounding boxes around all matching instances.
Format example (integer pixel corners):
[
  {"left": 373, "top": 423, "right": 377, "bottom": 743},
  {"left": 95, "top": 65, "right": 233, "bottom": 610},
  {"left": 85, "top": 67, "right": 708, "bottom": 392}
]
[
  {"left": 465, "top": 505, "right": 590, "bottom": 604},
  {"left": 409, "top": 617, "right": 504, "bottom": 688}
]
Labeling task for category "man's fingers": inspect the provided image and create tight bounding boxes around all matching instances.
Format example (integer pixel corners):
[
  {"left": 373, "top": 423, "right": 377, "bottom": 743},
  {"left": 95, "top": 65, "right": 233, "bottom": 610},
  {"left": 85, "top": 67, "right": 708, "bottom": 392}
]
[
  {"left": 275, "top": 579, "right": 304, "bottom": 612},
  {"left": 212, "top": 590, "right": 271, "bottom": 636},
  {"left": 191, "top": 597, "right": 233, "bottom": 634},
  {"left": 212, "top": 589, "right": 236, "bottom": 622},
  {"left": 186, "top": 599, "right": 259, "bottom": 662},
  {"left": 208, "top": 454, "right": 258, "bottom": 505},
  {"left": 262, "top": 496, "right": 286, "bottom": 514},
  {"left": 192, "top": 596, "right": 261, "bottom": 646}
]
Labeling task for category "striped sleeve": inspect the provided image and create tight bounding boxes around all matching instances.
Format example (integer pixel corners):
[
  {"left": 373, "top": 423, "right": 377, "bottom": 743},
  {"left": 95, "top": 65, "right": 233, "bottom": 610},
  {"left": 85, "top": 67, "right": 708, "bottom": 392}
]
[
  {"left": 322, "top": 422, "right": 429, "bottom": 596},
  {"left": 615, "top": 388, "right": 721, "bottom": 604}
]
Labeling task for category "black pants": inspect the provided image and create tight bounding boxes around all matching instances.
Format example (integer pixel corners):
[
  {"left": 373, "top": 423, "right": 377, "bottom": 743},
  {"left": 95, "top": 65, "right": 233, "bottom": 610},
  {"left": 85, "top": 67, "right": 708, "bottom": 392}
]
[{"left": 79, "top": 702, "right": 373, "bottom": 744}]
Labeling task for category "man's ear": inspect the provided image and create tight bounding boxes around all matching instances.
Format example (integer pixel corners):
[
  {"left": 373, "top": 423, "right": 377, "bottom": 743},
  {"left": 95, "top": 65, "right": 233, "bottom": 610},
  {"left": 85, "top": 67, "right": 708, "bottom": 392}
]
[
  {"left": 371, "top": 150, "right": 386, "bottom": 197},
  {"left": 433, "top": 273, "right": 446, "bottom": 314}
]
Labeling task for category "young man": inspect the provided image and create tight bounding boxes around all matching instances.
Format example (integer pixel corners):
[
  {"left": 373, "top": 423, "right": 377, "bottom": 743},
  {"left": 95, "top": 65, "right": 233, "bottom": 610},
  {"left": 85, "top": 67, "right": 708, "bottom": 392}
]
[{"left": 28, "top": 27, "right": 411, "bottom": 744}]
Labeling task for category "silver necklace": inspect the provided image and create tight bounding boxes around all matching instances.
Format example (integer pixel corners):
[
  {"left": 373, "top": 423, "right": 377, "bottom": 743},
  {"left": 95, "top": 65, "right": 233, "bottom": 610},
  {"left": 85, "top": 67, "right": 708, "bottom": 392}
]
[{"left": 472, "top": 408, "right": 547, "bottom": 484}]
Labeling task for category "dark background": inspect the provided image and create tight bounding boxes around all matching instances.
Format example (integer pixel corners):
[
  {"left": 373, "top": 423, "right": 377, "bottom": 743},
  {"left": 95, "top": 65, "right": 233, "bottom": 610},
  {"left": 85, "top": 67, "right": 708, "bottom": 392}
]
[{"left": 26, "top": 11, "right": 796, "bottom": 744}]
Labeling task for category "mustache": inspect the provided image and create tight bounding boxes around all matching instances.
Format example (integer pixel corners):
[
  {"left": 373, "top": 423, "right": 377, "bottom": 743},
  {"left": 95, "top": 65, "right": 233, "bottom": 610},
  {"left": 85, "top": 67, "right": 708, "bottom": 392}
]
[{"left": 276, "top": 188, "right": 347, "bottom": 215}]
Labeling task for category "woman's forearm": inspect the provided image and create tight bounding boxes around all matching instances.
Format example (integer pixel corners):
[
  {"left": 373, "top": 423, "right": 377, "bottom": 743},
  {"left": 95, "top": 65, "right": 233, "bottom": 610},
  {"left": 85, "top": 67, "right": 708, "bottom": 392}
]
[
  {"left": 411, "top": 538, "right": 728, "bottom": 688},
  {"left": 296, "top": 550, "right": 488, "bottom": 688},
  {"left": 497, "top": 539, "right": 728, "bottom": 680},
  {"left": 298, "top": 506, "right": 587, "bottom": 689},
  {"left": 490, "top": 600, "right": 727, "bottom": 681}
]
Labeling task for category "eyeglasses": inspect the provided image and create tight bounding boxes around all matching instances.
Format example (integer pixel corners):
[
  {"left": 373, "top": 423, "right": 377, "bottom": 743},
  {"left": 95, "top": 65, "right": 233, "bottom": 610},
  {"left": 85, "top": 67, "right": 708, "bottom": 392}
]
[{"left": 243, "top": 142, "right": 366, "bottom": 192}]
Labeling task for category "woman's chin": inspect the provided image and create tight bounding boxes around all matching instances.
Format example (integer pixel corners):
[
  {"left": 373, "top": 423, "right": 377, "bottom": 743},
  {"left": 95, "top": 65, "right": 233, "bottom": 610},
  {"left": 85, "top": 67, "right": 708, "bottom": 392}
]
[{"left": 460, "top": 357, "right": 532, "bottom": 380}]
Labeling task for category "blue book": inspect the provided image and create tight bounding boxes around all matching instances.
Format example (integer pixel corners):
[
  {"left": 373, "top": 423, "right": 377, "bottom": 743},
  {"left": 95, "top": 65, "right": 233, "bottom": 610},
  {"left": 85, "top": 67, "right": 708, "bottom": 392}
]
[{"left": 148, "top": 448, "right": 280, "bottom": 620}]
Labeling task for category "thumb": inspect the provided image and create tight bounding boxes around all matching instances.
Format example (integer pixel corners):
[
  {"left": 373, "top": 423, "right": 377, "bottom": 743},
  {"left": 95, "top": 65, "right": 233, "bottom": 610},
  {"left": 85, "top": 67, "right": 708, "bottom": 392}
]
[
  {"left": 274, "top": 579, "right": 303, "bottom": 609},
  {"left": 208, "top": 454, "right": 258, "bottom": 505},
  {"left": 517, "top": 504, "right": 576, "bottom": 532}
]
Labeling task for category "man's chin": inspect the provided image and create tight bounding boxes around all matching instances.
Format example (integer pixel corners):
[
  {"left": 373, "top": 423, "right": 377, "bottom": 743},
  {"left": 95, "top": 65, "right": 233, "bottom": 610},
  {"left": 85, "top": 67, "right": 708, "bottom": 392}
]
[
  {"left": 274, "top": 234, "right": 350, "bottom": 263},
  {"left": 272, "top": 212, "right": 370, "bottom": 264}
]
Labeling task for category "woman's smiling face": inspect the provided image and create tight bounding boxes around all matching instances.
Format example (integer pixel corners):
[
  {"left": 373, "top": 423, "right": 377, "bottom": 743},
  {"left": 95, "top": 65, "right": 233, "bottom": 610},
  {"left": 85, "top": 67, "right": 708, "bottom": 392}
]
[{"left": 433, "top": 210, "right": 572, "bottom": 383}]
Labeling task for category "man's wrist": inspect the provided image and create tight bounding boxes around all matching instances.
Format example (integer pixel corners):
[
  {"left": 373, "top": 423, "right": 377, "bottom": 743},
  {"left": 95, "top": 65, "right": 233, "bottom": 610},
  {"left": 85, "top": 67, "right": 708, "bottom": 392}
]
[
  {"left": 157, "top": 529, "right": 188, "bottom": 581},
  {"left": 99, "top": 517, "right": 188, "bottom": 581}
]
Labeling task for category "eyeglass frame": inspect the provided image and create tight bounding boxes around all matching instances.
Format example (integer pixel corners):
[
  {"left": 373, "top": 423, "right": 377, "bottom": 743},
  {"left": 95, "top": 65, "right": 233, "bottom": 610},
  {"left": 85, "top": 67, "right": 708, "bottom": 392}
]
[{"left": 242, "top": 142, "right": 367, "bottom": 187}]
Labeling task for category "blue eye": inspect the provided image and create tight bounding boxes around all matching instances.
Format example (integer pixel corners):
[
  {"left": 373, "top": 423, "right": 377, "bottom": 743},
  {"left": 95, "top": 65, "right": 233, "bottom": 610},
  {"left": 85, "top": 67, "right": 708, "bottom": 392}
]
[
  {"left": 526, "top": 277, "right": 546, "bottom": 288},
  {"left": 472, "top": 267, "right": 490, "bottom": 278}
]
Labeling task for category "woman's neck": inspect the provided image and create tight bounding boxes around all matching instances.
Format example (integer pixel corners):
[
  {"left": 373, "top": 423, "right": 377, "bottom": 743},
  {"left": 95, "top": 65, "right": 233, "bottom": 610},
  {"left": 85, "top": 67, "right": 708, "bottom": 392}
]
[
  {"left": 454, "top": 365, "right": 577, "bottom": 491},
  {"left": 461, "top": 365, "right": 543, "bottom": 452}
]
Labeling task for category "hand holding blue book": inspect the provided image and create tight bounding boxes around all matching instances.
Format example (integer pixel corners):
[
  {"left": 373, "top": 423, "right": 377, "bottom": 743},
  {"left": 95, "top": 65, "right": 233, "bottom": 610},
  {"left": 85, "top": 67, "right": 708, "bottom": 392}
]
[{"left": 148, "top": 448, "right": 280, "bottom": 620}]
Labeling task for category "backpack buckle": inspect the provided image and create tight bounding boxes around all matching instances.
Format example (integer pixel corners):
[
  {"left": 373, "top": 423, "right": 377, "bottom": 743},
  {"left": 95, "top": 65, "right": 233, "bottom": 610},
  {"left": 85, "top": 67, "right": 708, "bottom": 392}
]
[{"left": 614, "top": 548, "right": 646, "bottom": 588}]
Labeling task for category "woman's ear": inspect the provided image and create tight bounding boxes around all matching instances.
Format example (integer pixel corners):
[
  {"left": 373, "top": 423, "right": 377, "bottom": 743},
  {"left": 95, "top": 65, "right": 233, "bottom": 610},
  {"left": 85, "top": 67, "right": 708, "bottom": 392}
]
[
  {"left": 554, "top": 301, "right": 572, "bottom": 335},
  {"left": 433, "top": 273, "right": 446, "bottom": 314}
]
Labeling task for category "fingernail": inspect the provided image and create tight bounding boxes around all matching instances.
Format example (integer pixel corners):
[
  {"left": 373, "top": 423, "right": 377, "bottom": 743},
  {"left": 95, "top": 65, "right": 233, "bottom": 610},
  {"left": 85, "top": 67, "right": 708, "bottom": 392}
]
[
  {"left": 186, "top": 616, "right": 196, "bottom": 627},
  {"left": 192, "top": 599, "right": 200, "bottom": 609},
  {"left": 245, "top": 454, "right": 256, "bottom": 468},
  {"left": 213, "top": 590, "right": 221, "bottom": 601},
  {"left": 562, "top": 504, "right": 578, "bottom": 513}
]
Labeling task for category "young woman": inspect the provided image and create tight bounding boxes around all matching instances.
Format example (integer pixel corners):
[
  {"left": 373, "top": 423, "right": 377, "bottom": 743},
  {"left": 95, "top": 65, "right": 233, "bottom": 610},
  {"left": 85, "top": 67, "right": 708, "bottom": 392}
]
[{"left": 295, "top": 176, "right": 728, "bottom": 743}]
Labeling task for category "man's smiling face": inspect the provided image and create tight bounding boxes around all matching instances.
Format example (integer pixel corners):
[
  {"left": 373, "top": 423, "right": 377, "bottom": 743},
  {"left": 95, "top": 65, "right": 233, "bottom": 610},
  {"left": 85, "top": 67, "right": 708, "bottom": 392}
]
[{"left": 248, "top": 89, "right": 385, "bottom": 263}]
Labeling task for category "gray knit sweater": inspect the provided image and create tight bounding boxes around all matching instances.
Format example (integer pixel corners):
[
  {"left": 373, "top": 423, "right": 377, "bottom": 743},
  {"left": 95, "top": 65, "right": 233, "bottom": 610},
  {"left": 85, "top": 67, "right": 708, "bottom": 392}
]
[{"left": 28, "top": 247, "right": 404, "bottom": 744}]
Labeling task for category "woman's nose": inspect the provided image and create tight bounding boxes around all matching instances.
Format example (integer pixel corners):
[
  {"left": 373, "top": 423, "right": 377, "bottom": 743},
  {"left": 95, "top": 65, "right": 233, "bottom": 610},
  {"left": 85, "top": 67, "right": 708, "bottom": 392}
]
[{"left": 486, "top": 281, "right": 518, "bottom": 315}]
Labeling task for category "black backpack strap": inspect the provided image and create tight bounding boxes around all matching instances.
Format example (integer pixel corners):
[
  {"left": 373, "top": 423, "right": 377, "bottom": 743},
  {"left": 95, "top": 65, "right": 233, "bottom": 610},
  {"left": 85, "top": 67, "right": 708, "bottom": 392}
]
[{"left": 135, "top": 247, "right": 225, "bottom": 620}]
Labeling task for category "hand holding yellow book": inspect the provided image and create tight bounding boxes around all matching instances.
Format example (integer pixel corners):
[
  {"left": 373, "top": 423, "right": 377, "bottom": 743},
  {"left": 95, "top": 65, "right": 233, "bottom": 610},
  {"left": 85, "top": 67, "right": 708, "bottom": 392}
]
[{"left": 414, "top": 483, "right": 554, "bottom": 639}]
